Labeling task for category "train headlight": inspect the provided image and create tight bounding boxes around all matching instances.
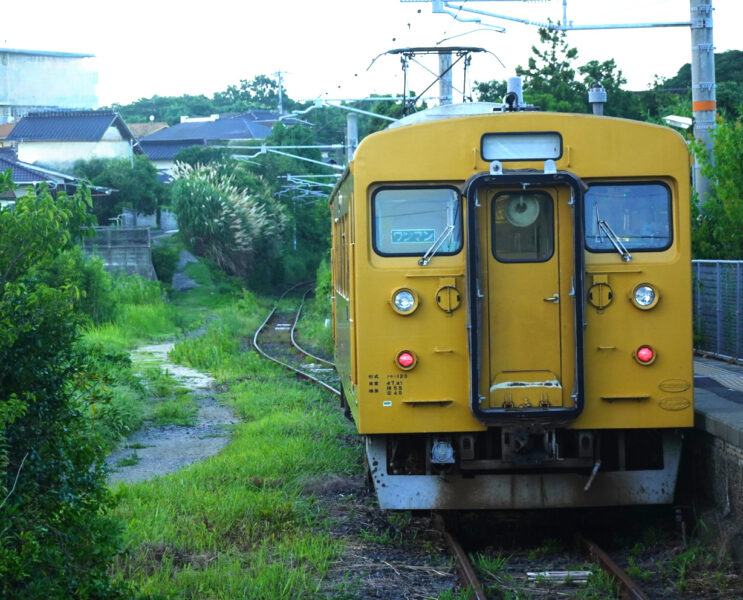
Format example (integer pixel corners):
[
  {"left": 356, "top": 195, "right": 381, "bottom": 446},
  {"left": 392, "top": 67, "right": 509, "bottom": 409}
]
[
  {"left": 631, "top": 283, "right": 659, "bottom": 310},
  {"left": 391, "top": 288, "right": 419, "bottom": 315}
]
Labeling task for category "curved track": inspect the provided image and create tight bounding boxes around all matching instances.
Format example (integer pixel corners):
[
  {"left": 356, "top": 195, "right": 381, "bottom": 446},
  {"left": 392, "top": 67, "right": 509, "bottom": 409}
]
[
  {"left": 254, "top": 285, "right": 653, "bottom": 599},
  {"left": 253, "top": 282, "right": 340, "bottom": 397}
]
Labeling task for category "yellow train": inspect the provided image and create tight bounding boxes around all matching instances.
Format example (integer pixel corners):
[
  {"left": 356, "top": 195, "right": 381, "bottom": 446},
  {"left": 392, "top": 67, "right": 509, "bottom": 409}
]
[{"left": 330, "top": 101, "right": 693, "bottom": 510}]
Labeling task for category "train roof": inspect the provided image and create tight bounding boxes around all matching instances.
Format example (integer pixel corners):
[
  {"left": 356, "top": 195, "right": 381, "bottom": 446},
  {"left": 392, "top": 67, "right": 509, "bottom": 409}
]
[{"left": 388, "top": 103, "right": 505, "bottom": 129}]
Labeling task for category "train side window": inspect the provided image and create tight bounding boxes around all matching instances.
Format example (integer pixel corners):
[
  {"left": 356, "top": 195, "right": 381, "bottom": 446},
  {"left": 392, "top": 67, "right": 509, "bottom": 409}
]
[
  {"left": 492, "top": 192, "right": 554, "bottom": 262},
  {"left": 372, "top": 187, "right": 463, "bottom": 256},
  {"left": 585, "top": 182, "right": 672, "bottom": 252}
]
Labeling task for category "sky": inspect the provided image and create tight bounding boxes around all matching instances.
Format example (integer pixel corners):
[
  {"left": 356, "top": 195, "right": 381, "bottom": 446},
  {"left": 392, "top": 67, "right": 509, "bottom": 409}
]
[{"left": 3, "top": 0, "right": 742, "bottom": 108}]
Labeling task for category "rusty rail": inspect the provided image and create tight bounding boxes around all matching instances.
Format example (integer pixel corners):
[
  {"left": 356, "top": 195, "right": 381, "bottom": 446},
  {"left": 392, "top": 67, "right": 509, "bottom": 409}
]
[
  {"left": 433, "top": 513, "right": 487, "bottom": 600},
  {"left": 577, "top": 534, "right": 649, "bottom": 600},
  {"left": 253, "top": 282, "right": 341, "bottom": 397}
]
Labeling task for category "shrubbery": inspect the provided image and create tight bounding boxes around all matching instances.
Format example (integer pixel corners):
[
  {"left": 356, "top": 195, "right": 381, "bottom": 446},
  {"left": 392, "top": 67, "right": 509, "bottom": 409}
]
[
  {"left": 0, "top": 175, "right": 129, "bottom": 599},
  {"left": 151, "top": 242, "right": 180, "bottom": 283},
  {"left": 170, "top": 162, "right": 286, "bottom": 281}
]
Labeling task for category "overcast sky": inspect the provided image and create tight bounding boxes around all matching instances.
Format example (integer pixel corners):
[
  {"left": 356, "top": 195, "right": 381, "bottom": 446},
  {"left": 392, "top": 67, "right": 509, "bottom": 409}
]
[{"left": 3, "top": 0, "right": 741, "bottom": 107}]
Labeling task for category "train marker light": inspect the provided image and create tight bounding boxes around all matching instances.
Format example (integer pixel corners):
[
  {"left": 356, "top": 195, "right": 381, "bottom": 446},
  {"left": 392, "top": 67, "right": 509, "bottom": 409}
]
[
  {"left": 635, "top": 345, "right": 656, "bottom": 365},
  {"left": 391, "top": 287, "right": 419, "bottom": 315},
  {"left": 396, "top": 350, "right": 417, "bottom": 370},
  {"left": 631, "top": 283, "right": 659, "bottom": 310}
]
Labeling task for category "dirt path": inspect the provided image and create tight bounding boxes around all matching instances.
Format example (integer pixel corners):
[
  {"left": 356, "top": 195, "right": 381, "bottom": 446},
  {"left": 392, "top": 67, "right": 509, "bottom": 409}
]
[{"left": 106, "top": 342, "right": 238, "bottom": 484}]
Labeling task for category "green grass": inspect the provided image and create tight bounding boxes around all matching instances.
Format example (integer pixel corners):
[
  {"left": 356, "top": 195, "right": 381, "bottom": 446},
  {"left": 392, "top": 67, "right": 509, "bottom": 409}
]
[
  {"left": 295, "top": 296, "right": 333, "bottom": 358},
  {"left": 109, "top": 279, "right": 361, "bottom": 598},
  {"left": 116, "top": 451, "right": 141, "bottom": 467}
]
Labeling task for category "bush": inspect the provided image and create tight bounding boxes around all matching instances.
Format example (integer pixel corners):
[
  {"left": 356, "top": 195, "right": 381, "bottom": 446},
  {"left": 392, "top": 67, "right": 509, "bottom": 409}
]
[
  {"left": 0, "top": 177, "right": 128, "bottom": 599},
  {"left": 152, "top": 243, "right": 180, "bottom": 283},
  {"left": 170, "top": 162, "right": 286, "bottom": 280}
]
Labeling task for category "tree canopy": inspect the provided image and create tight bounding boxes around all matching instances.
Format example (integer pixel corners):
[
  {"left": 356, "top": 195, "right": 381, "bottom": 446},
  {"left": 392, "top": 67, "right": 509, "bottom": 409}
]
[
  {"left": 0, "top": 173, "right": 127, "bottom": 598},
  {"left": 73, "top": 155, "right": 169, "bottom": 223}
]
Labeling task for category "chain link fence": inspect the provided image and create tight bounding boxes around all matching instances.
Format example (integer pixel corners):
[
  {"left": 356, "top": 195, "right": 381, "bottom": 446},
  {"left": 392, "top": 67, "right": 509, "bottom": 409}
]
[{"left": 693, "top": 260, "right": 743, "bottom": 363}]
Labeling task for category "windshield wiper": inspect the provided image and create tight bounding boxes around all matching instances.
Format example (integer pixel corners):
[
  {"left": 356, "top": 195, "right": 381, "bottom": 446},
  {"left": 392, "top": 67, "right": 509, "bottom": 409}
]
[
  {"left": 419, "top": 224, "right": 455, "bottom": 266},
  {"left": 595, "top": 203, "right": 632, "bottom": 262}
]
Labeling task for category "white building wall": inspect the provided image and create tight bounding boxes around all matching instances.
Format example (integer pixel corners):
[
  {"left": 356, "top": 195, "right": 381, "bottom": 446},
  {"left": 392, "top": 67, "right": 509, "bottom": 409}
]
[
  {"left": 17, "top": 140, "right": 132, "bottom": 170},
  {"left": 0, "top": 51, "right": 98, "bottom": 123}
]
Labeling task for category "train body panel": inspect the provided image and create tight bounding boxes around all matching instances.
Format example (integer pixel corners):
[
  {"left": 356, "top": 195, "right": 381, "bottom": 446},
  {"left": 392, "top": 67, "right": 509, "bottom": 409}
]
[{"left": 330, "top": 107, "right": 692, "bottom": 509}]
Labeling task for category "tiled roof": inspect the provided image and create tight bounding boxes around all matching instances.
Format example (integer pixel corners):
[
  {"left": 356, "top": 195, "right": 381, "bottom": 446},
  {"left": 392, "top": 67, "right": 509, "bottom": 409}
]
[
  {"left": 0, "top": 47, "right": 94, "bottom": 59},
  {"left": 140, "top": 140, "right": 202, "bottom": 161},
  {"left": 7, "top": 110, "right": 137, "bottom": 143},
  {"left": 141, "top": 113, "right": 273, "bottom": 144},
  {"left": 0, "top": 149, "right": 72, "bottom": 184}
]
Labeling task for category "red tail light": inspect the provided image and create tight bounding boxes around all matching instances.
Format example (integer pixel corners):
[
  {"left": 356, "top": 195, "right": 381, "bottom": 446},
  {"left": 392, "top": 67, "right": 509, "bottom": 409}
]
[
  {"left": 635, "top": 345, "right": 656, "bottom": 365},
  {"left": 396, "top": 351, "right": 416, "bottom": 369}
]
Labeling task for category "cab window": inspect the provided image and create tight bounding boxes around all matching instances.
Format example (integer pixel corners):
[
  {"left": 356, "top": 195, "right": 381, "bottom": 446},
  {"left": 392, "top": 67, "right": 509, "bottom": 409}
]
[
  {"left": 372, "top": 187, "right": 462, "bottom": 256},
  {"left": 585, "top": 183, "right": 672, "bottom": 252},
  {"left": 492, "top": 191, "right": 554, "bottom": 262}
]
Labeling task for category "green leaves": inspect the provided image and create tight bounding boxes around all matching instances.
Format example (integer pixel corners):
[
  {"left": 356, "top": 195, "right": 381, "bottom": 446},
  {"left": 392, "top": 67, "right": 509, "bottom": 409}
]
[
  {"left": 692, "top": 115, "right": 743, "bottom": 259},
  {"left": 170, "top": 163, "right": 286, "bottom": 279},
  {"left": 0, "top": 176, "right": 128, "bottom": 599}
]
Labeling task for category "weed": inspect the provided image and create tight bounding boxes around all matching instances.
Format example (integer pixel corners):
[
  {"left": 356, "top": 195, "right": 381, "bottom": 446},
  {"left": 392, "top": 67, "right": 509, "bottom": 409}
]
[
  {"left": 108, "top": 279, "right": 361, "bottom": 598},
  {"left": 581, "top": 566, "right": 620, "bottom": 599},
  {"left": 149, "top": 399, "right": 198, "bottom": 426},
  {"left": 527, "top": 537, "right": 562, "bottom": 559},
  {"left": 116, "top": 452, "right": 140, "bottom": 467},
  {"left": 626, "top": 556, "right": 652, "bottom": 582},
  {"left": 358, "top": 527, "right": 402, "bottom": 546},
  {"left": 473, "top": 552, "right": 510, "bottom": 577},
  {"left": 437, "top": 589, "right": 473, "bottom": 600}
]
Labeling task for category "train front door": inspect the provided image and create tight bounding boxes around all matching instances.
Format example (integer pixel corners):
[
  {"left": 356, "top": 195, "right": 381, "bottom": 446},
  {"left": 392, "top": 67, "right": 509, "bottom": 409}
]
[{"left": 480, "top": 184, "right": 577, "bottom": 411}]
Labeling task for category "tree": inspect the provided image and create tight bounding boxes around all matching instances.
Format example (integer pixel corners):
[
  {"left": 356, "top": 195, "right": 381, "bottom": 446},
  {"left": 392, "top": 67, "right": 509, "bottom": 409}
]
[
  {"left": 692, "top": 115, "right": 743, "bottom": 259},
  {"left": 74, "top": 155, "right": 169, "bottom": 224},
  {"left": 474, "top": 79, "right": 507, "bottom": 103},
  {"left": 476, "top": 28, "right": 642, "bottom": 119},
  {"left": 578, "top": 59, "right": 642, "bottom": 119},
  {"left": 0, "top": 173, "right": 127, "bottom": 599},
  {"left": 650, "top": 50, "right": 743, "bottom": 120},
  {"left": 516, "top": 27, "right": 585, "bottom": 112}
]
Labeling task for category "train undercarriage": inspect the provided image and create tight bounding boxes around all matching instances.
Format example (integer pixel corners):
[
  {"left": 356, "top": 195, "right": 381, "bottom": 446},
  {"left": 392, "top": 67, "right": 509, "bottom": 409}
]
[{"left": 365, "top": 428, "right": 683, "bottom": 510}]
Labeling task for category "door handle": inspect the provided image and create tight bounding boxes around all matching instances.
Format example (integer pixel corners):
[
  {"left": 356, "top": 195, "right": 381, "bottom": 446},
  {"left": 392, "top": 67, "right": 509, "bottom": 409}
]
[{"left": 543, "top": 293, "right": 560, "bottom": 303}]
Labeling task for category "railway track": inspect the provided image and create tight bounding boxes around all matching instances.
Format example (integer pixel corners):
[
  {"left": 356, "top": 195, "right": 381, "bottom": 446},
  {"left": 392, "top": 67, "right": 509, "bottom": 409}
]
[
  {"left": 253, "top": 281, "right": 340, "bottom": 396},
  {"left": 434, "top": 512, "right": 653, "bottom": 599},
  {"left": 254, "top": 283, "right": 653, "bottom": 599}
]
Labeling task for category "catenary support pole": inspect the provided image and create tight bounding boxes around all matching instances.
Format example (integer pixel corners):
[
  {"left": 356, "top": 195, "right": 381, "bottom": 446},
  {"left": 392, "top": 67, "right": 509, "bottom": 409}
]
[
  {"left": 439, "top": 51, "right": 453, "bottom": 105},
  {"left": 690, "top": 0, "right": 716, "bottom": 206},
  {"left": 346, "top": 113, "right": 358, "bottom": 163}
]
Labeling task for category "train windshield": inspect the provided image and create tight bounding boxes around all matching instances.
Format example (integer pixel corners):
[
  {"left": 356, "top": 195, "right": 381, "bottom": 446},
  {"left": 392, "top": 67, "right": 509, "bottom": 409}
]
[
  {"left": 584, "top": 182, "right": 672, "bottom": 252},
  {"left": 372, "top": 187, "right": 463, "bottom": 256}
]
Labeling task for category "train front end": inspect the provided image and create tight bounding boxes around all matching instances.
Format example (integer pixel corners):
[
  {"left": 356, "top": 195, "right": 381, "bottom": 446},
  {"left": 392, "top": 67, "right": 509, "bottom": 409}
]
[{"left": 331, "top": 107, "right": 693, "bottom": 510}]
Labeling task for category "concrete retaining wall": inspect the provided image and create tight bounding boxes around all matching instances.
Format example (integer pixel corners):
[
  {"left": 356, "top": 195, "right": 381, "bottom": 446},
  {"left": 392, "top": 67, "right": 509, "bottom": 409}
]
[
  {"left": 83, "top": 226, "right": 157, "bottom": 280},
  {"left": 687, "top": 428, "right": 743, "bottom": 562}
]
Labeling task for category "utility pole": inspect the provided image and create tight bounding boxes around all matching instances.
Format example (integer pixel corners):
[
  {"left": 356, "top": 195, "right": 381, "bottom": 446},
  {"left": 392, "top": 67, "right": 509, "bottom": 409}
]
[
  {"left": 417, "top": 0, "right": 717, "bottom": 206},
  {"left": 346, "top": 113, "right": 358, "bottom": 162},
  {"left": 439, "top": 51, "right": 453, "bottom": 105},
  {"left": 690, "top": 0, "right": 716, "bottom": 204},
  {"left": 275, "top": 71, "right": 284, "bottom": 114}
]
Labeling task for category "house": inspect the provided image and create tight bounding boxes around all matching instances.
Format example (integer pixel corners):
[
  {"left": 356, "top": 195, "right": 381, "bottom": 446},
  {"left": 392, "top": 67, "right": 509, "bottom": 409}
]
[
  {"left": 139, "top": 110, "right": 304, "bottom": 174},
  {"left": 0, "top": 148, "right": 113, "bottom": 206},
  {"left": 128, "top": 121, "right": 168, "bottom": 139},
  {"left": 0, "top": 48, "right": 97, "bottom": 124},
  {"left": 6, "top": 109, "right": 141, "bottom": 171},
  {"left": 0, "top": 122, "right": 15, "bottom": 148}
]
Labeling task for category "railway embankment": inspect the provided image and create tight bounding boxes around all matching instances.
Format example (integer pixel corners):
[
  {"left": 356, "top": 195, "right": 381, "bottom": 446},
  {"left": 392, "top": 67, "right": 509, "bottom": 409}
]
[{"left": 690, "top": 357, "right": 743, "bottom": 560}]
